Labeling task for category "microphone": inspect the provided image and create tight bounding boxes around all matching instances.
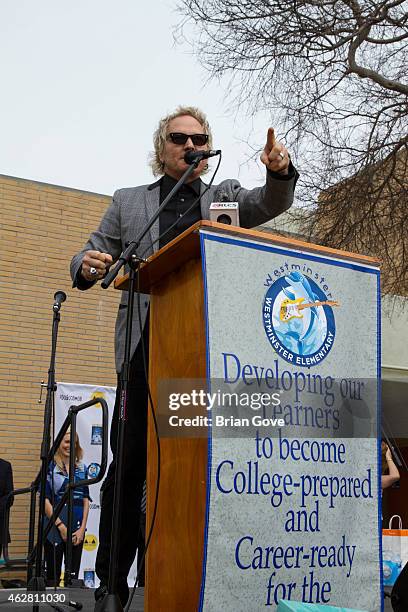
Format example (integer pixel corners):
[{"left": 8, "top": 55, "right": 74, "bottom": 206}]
[
  {"left": 184, "top": 149, "right": 221, "bottom": 165},
  {"left": 53, "top": 290, "right": 67, "bottom": 312}
]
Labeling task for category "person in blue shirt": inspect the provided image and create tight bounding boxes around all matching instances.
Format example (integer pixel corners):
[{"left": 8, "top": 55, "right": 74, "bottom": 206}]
[{"left": 44, "top": 431, "right": 91, "bottom": 586}]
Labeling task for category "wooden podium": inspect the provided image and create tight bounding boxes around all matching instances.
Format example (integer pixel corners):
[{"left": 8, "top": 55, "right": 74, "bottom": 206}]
[{"left": 115, "top": 221, "right": 379, "bottom": 612}]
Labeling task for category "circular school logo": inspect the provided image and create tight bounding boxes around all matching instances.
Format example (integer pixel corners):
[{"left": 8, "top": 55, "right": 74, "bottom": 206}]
[
  {"left": 84, "top": 533, "right": 99, "bottom": 551},
  {"left": 262, "top": 271, "right": 338, "bottom": 367},
  {"left": 87, "top": 462, "right": 101, "bottom": 479}
]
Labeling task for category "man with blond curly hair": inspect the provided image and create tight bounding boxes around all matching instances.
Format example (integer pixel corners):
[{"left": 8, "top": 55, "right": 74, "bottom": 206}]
[{"left": 71, "top": 105, "right": 298, "bottom": 608}]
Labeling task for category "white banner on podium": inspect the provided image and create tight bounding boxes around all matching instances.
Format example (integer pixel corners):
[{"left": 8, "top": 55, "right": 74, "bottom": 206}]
[{"left": 199, "top": 230, "right": 381, "bottom": 611}]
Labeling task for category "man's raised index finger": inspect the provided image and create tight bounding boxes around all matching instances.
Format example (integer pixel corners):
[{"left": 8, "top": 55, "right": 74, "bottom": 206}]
[{"left": 266, "top": 127, "right": 276, "bottom": 151}]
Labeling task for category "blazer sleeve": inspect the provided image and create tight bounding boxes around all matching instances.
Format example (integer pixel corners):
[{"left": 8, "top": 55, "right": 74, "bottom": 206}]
[
  {"left": 70, "top": 189, "right": 125, "bottom": 290},
  {"left": 215, "top": 164, "right": 298, "bottom": 229}
]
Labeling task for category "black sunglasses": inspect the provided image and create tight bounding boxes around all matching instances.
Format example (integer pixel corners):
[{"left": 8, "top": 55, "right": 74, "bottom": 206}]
[{"left": 167, "top": 132, "right": 209, "bottom": 146}]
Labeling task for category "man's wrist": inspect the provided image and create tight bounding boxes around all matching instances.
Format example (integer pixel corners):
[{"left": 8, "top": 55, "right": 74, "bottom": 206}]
[
  {"left": 267, "top": 161, "right": 296, "bottom": 181},
  {"left": 74, "top": 265, "right": 95, "bottom": 290}
]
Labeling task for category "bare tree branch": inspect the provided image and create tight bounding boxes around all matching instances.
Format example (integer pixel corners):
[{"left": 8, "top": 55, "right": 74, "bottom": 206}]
[{"left": 178, "top": 0, "right": 408, "bottom": 295}]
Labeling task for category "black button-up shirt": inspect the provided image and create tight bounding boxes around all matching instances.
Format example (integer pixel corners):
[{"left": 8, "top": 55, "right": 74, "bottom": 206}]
[{"left": 158, "top": 174, "right": 202, "bottom": 248}]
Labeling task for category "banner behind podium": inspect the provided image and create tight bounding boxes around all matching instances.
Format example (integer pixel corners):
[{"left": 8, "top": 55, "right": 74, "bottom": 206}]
[
  {"left": 199, "top": 230, "right": 381, "bottom": 611},
  {"left": 55, "top": 382, "right": 139, "bottom": 588}
]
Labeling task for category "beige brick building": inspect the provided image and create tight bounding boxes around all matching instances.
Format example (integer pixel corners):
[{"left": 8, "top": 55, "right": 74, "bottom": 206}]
[{"left": 0, "top": 174, "right": 119, "bottom": 563}]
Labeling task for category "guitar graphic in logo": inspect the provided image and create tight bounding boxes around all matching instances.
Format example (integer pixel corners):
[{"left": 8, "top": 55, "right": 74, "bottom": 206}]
[
  {"left": 280, "top": 298, "right": 340, "bottom": 322},
  {"left": 263, "top": 271, "right": 338, "bottom": 366}
]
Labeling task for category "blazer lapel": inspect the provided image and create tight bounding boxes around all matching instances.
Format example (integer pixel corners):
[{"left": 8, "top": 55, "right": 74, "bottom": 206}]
[
  {"left": 145, "top": 183, "right": 160, "bottom": 252},
  {"left": 200, "top": 182, "right": 213, "bottom": 220}
]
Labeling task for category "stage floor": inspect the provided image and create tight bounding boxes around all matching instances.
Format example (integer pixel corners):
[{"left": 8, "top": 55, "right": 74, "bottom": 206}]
[
  {"left": 0, "top": 587, "right": 144, "bottom": 611},
  {"left": 0, "top": 587, "right": 394, "bottom": 611}
]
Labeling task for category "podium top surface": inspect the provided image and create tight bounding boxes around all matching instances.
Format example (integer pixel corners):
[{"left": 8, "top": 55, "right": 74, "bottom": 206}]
[{"left": 114, "top": 220, "right": 380, "bottom": 293}]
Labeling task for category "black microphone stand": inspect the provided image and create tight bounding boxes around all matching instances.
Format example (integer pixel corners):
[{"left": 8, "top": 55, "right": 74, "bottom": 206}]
[
  {"left": 97, "top": 160, "right": 200, "bottom": 612},
  {"left": 28, "top": 292, "right": 66, "bottom": 611}
]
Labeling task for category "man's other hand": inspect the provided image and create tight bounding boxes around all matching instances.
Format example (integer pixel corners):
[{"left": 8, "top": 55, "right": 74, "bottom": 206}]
[{"left": 81, "top": 250, "right": 113, "bottom": 281}]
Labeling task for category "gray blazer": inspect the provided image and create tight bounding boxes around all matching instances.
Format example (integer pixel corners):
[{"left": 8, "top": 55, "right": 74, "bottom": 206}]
[{"left": 71, "top": 172, "right": 297, "bottom": 372}]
